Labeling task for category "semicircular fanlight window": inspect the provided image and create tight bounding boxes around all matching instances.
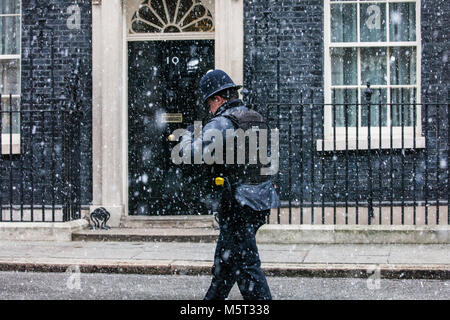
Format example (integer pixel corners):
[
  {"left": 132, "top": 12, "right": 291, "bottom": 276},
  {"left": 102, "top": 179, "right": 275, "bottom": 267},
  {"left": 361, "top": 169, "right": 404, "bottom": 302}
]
[{"left": 130, "top": 0, "right": 214, "bottom": 34}]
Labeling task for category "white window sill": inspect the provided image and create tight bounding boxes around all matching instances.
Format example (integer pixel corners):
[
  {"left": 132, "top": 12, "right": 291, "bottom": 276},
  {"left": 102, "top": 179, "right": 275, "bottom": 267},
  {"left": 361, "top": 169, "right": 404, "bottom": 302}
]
[
  {"left": 317, "top": 136, "right": 426, "bottom": 151},
  {"left": 1, "top": 134, "right": 21, "bottom": 155}
]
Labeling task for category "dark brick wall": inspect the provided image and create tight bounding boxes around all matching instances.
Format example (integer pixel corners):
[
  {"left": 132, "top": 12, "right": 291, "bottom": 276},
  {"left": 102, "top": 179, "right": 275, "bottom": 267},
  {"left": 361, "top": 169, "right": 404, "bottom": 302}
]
[
  {"left": 1, "top": 0, "right": 92, "bottom": 208},
  {"left": 243, "top": 0, "right": 324, "bottom": 104},
  {"left": 421, "top": 0, "right": 450, "bottom": 101},
  {"left": 243, "top": 0, "right": 449, "bottom": 210}
]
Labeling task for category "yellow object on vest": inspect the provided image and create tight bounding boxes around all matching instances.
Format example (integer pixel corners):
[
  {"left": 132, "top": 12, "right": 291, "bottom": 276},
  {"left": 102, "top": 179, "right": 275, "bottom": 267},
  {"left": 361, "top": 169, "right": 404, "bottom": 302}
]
[{"left": 215, "top": 177, "right": 225, "bottom": 186}]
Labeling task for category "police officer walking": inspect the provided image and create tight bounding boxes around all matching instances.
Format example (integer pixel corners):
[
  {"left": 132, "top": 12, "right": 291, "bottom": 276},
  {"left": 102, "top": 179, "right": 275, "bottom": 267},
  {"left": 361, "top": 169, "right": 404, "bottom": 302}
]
[{"left": 180, "top": 69, "right": 280, "bottom": 300}]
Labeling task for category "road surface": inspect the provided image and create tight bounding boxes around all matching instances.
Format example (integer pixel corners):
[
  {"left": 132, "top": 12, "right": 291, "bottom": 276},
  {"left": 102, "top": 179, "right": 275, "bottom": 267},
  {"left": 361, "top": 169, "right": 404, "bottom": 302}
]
[{"left": 0, "top": 271, "right": 448, "bottom": 300}]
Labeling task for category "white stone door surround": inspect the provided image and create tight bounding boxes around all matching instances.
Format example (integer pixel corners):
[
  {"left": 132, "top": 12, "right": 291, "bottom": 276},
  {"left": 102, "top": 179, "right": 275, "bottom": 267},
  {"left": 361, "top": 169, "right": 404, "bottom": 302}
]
[{"left": 91, "top": 0, "right": 244, "bottom": 226}]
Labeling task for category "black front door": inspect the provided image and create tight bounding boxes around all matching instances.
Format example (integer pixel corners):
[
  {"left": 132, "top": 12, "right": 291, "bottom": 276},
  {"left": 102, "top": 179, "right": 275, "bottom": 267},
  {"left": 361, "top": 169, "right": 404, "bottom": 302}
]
[{"left": 128, "top": 40, "right": 214, "bottom": 215}]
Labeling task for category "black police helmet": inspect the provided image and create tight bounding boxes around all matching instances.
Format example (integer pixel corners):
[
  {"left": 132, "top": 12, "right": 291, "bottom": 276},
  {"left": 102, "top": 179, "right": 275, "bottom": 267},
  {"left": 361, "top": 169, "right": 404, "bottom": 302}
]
[{"left": 200, "top": 69, "right": 242, "bottom": 103}]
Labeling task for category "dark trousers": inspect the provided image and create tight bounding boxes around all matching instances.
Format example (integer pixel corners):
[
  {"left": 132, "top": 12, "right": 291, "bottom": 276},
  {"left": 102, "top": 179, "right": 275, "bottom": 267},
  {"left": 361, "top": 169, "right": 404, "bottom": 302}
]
[{"left": 204, "top": 205, "right": 272, "bottom": 300}]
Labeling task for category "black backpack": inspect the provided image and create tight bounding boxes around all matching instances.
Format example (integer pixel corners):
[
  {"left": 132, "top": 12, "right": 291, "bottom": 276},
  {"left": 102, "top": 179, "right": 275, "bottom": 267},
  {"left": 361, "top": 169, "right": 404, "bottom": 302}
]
[
  {"left": 222, "top": 108, "right": 271, "bottom": 184},
  {"left": 224, "top": 109, "right": 268, "bottom": 132}
]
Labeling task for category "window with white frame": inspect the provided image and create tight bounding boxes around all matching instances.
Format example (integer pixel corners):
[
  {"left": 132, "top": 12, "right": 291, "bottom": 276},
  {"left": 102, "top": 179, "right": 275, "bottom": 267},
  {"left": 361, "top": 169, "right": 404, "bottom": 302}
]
[
  {"left": 321, "top": 0, "right": 424, "bottom": 151},
  {"left": 0, "top": 0, "right": 21, "bottom": 154}
]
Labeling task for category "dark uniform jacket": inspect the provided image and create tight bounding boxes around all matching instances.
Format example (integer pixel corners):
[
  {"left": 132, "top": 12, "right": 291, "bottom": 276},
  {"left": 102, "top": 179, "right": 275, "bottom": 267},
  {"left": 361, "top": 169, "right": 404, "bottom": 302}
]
[{"left": 181, "top": 98, "right": 280, "bottom": 212}]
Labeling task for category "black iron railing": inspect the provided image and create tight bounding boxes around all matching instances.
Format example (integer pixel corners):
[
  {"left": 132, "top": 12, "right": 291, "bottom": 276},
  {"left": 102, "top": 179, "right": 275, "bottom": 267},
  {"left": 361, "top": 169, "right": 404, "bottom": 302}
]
[
  {"left": 0, "top": 96, "right": 81, "bottom": 222},
  {"left": 264, "top": 90, "right": 449, "bottom": 226}
]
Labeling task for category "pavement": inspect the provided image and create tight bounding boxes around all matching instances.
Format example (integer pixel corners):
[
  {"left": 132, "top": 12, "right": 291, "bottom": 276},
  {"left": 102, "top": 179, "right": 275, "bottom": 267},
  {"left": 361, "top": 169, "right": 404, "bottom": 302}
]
[{"left": 0, "top": 236, "right": 448, "bottom": 279}]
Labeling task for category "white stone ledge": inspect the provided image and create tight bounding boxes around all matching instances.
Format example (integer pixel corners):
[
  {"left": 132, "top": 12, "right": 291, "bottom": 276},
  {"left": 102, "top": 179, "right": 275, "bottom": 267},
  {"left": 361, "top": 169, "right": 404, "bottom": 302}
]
[
  {"left": 1, "top": 133, "right": 21, "bottom": 155},
  {"left": 257, "top": 225, "right": 450, "bottom": 244},
  {"left": 317, "top": 136, "right": 426, "bottom": 151},
  {"left": 0, "top": 219, "right": 89, "bottom": 241}
]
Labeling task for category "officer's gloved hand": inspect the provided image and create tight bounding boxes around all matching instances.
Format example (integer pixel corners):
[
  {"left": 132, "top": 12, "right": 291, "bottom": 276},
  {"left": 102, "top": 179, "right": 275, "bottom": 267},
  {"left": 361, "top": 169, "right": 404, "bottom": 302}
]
[{"left": 185, "top": 124, "right": 194, "bottom": 133}]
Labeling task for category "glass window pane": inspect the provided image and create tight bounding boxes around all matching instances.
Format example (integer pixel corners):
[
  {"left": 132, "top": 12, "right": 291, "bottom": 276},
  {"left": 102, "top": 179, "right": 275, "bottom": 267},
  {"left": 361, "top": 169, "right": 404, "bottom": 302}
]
[
  {"left": 390, "top": 47, "right": 416, "bottom": 85},
  {"left": 361, "top": 47, "right": 387, "bottom": 85},
  {"left": 331, "top": 48, "right": 357, "bottom": 85},
  {"left": 361, "top": 88, "right": 387, "bottom": 127},
  {"left": 1, "top": 97, "right": 20, "bottom": 134},
  {"left": 0, "top": 59, "right": 19, "bottom": 94},
  {"left": 0, "top": 16, "right": 20, "bottom": 55},
  {"left": 391, "top": 88, "right": 416, "bottom": 126},
  {"left": 331, "top": 4, "right": 357, "bottom": 42},
  {"left": 390, "top": 2, "right": 416, "bottom": 42},
  {"left": 332, "top": 89, "right": 358, "bottom": 127},
  {"left": 181, "top": 4, "right": 214, "bottom": 32},
  {"left": 0, "top": 0, "right": 20, "bottom": 15},
  {"left": 360, "top": 3, "right": 386, "bottom": 42}
]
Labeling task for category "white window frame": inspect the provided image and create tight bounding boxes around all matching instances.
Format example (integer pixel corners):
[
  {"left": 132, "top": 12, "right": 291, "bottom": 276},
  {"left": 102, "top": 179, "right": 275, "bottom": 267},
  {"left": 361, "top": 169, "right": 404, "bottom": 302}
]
[
  {"left": 319, "top": 0, "right": 425, "bottom": 151},
  {"left": 1, "top": 0, "right": 21, "bottom": 155}
]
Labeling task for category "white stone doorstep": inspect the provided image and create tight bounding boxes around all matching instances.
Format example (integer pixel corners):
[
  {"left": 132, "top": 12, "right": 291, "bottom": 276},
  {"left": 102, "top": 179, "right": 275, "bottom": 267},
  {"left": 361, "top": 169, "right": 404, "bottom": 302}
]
[{"left": 0, "top": 219, "right": 89, "bottom": 242}]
